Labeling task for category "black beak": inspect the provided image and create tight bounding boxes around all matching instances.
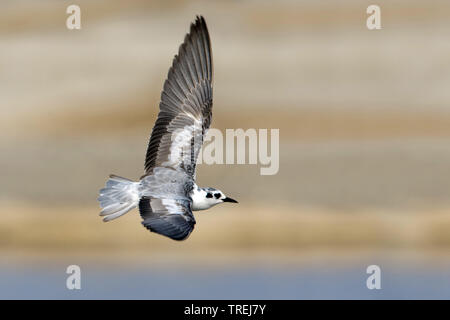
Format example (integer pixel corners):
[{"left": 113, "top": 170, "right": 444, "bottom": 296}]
[{"left": 223, "top": 197, "right": 238, "bottom": 203}]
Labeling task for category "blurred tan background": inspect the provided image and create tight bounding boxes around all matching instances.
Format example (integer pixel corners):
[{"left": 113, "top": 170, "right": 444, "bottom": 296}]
[{"left": 1, "top": 0, "right": 450, "bottom": 298}]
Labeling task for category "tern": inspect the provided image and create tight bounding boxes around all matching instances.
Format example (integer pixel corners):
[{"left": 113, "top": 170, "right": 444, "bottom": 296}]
[{"left": 98, "top": 16, "right": 238, "bottom": 241}]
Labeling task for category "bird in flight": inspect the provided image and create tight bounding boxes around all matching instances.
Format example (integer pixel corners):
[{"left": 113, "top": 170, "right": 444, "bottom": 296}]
[{"left": 98, "top": 16, "right": 238, "bottom": 241}]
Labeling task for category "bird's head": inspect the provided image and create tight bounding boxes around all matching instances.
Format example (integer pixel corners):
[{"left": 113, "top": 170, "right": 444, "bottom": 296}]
[
  {"left": 204, "top": 188, "right": 238, "bottom": 206},
  {"left": 191, "top": 187, "right": 238, "bottom": 211}
]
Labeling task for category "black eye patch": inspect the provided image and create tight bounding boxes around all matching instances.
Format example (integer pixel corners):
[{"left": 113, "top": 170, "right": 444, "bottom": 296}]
[
  {"left": 214, "top": 193, "right": 221, "bottom": 199},
  {"left": 206, "top": 193, "right": 213, "bottom": 198}
]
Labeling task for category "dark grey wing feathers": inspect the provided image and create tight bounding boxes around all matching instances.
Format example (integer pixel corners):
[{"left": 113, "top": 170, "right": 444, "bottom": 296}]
[
  {"left": 139, "top": 197, "right": 195, "bottom": 241},
  {"left": 138, "top": 16, "right": 211, "bottom": 240},
  {"left": 144, "top": 16, "right": 212, "bottom": 177}
]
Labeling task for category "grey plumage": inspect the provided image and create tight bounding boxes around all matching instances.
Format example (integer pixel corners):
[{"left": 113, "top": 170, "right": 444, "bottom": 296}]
[
  {"left": 97, "top": 16, "right": 223, "bottom": 241},
  {"left": 143, "top": 15, "right": 213, "bottom": 178},
  {"left": 139, "top": 197, "right": 194, "bottom": 241},
  {"left": 136, "top": 16, "right": 212, "bottom": 240}
]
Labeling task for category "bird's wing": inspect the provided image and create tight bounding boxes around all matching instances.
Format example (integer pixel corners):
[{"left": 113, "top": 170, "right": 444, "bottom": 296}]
[
  {"left": 144, "top": 16, "right": 213, "bottom": 178},
  {"left": 139, "top": 197, "right": 195, "bottom": 241},
  {"left": 138, "top": 167, "right": 196, "bottom": 241}
]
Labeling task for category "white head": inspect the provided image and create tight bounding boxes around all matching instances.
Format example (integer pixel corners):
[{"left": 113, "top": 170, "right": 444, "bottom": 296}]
[{"left": 191, "top": 187, "right": 238, "bottom": 211}]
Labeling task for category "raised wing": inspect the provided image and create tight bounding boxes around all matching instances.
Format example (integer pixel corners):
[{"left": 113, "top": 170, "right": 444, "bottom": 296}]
[
  {"left": 144, "top": 16, "right": 213, "bottom": 178},
  {"left": 139, "top": 197, "right": 195, "bottom": 241}
]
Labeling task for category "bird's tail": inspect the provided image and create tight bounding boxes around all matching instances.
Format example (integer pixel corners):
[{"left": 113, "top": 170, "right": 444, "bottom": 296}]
[{"left": 98, "top": 175, "right": 140, "bottom": 222}]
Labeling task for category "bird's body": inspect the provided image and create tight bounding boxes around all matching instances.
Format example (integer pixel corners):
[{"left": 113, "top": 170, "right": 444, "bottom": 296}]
[{"left": 98, "top": 16, "right": 237, "bottom": 241}]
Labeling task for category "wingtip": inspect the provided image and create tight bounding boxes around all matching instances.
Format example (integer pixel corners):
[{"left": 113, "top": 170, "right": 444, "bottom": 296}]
[{"left": 193, "top": 15, "right": 207, "bottom": 29}]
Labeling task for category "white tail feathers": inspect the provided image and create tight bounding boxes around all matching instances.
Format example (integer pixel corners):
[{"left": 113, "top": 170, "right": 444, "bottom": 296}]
[{"left": 98, "top": 175, "right": 140, "bottom": 222}]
